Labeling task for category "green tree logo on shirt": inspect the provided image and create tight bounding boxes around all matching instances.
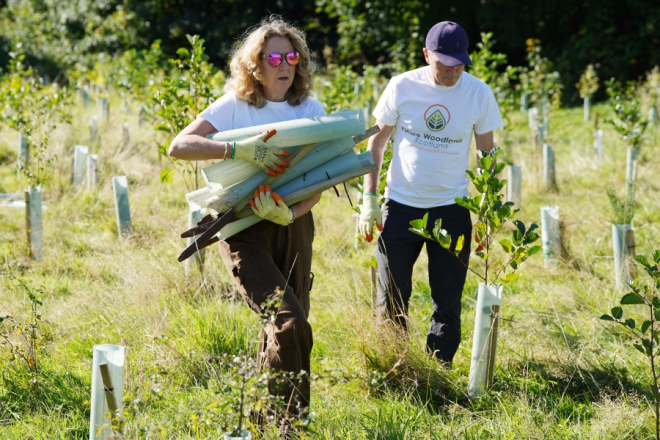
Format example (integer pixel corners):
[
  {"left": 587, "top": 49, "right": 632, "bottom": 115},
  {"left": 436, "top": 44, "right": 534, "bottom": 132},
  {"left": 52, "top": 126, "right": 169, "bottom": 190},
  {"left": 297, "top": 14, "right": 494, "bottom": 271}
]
[{"left": 424, "top": 104, "right": 450, "bottom": 132}]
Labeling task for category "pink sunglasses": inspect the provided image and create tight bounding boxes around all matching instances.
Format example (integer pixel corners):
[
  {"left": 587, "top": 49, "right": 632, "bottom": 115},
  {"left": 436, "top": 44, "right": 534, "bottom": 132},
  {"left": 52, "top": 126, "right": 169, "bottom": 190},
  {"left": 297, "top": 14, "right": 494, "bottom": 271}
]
[{"left": 261, "top": 51, "right": 300, "bottom": 67}]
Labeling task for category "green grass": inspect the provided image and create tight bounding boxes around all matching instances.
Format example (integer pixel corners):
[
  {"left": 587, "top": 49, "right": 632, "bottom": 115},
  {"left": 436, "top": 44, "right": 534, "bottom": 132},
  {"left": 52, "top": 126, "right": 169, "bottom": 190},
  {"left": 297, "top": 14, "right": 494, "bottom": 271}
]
[{"left": 1, "top": 95, "right": 660, "bottom": 439}]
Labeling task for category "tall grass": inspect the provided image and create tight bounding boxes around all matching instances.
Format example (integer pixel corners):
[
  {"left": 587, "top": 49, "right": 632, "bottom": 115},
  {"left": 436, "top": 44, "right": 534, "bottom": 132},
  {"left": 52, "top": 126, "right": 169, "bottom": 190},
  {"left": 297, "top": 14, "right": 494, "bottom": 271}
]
[{"left": 1, "top": 92, "right": 660, "bottom": 438}]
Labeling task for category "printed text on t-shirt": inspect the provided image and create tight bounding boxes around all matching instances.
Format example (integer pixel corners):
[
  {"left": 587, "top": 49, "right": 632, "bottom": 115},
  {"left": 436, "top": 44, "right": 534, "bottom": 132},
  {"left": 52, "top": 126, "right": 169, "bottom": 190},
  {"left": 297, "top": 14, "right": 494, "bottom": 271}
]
[{"left": 401, "top": 126, "right": 463, "bottom": 150}]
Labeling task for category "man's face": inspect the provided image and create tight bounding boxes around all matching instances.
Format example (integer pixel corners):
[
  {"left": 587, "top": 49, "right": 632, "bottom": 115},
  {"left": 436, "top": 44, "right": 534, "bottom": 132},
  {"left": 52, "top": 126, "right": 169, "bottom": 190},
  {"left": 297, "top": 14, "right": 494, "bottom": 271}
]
[{"left": 423, "top": 48, "right": 464, "bottom": 87}]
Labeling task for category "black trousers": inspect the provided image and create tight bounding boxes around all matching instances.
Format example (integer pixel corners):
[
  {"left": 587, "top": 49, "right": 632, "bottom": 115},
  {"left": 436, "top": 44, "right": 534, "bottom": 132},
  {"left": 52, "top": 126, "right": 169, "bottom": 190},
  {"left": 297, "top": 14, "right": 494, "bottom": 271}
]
[{"left": 375, "top": 199, "right": 472, "bottom": 363}]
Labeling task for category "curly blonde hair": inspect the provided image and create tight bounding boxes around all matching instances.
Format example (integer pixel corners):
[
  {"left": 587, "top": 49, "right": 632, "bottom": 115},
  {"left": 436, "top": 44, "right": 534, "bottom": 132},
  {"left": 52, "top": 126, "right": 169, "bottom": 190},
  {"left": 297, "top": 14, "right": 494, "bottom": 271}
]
[{"left": 225, "top": 16, "right": 315, "bottom": 108}]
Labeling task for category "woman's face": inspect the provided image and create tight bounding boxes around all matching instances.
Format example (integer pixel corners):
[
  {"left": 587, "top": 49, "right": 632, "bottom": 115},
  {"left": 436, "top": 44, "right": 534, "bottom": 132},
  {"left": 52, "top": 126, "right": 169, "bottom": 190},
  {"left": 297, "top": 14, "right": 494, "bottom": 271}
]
[{"left": 259, "top": 36, "right": 297, "bottom": 102}]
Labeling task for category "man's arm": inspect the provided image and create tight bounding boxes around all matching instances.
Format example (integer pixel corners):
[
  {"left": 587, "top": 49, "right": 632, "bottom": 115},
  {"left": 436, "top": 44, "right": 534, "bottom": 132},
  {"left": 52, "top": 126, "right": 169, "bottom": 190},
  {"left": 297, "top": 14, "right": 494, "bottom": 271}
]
[
  {"left": 363, "top": 121, "right": 395, "bottom": 193},
  {"left": 474, "top": 130, "right": 495, "bottom": 155},
  {"left": 474, "top": 130, "right": 496, "bottom": 169}
]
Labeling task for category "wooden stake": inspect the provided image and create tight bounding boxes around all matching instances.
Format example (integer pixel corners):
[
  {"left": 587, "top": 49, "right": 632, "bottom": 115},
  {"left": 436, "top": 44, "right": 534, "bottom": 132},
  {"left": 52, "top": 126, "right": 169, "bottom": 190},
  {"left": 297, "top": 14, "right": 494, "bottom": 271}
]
[
  {"left": 486, "top": 305, "right": 500, "bottom": 389},
  {"left": 99, "top": 362, "right": 118, "bottom": 414}
]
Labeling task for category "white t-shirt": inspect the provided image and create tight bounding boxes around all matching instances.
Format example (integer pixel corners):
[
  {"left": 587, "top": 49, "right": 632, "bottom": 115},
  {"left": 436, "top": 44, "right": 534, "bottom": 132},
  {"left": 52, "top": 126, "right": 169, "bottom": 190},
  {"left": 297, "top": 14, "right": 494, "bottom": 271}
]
[
  {"left": 200, "top": 90, "right": 326, "bottom": 132},
  {"left": 373, "top": 67, "right": 503, "bottom": 208}
]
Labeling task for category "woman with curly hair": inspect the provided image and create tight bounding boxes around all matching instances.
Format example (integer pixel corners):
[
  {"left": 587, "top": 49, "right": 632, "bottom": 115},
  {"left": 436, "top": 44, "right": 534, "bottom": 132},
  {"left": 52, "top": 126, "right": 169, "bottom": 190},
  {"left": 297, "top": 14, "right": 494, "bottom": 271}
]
[{"left": 169, "top": 16, "right": 325, "bottom": 421}]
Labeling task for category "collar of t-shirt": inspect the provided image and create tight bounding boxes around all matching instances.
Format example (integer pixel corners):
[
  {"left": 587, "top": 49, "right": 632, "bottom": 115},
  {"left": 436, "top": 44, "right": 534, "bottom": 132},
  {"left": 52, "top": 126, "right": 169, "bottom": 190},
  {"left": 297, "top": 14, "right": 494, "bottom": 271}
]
[
  {"left": 265, "top": 99, "right": 290, "bottom": 109},
  {"left": 425, "top": 66, "right": 463, "bottom": 91}
]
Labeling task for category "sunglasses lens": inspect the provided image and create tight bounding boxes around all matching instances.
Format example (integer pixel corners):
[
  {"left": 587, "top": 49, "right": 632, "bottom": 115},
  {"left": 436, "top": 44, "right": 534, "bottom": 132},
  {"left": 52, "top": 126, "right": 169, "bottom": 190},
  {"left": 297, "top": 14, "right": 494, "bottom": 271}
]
[
  {"left": 286, "top": 51, "right": 300, "bottom": 65},
  {"left": 266, "top": 53, "right": 282, "bottom": 67}
]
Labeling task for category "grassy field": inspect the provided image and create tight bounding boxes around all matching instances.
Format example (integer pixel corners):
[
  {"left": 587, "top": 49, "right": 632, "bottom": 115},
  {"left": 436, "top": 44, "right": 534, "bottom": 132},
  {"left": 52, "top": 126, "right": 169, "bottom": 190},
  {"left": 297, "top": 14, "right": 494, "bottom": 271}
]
[{"left": 1, "top": 94, "right": 660, "bottom": 439}]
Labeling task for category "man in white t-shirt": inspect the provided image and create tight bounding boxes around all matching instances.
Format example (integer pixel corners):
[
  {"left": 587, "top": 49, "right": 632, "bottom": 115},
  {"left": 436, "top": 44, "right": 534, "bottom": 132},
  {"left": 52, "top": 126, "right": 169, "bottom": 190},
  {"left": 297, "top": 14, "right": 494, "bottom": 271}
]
[{"left": 359, "top": 21, "right": 503, "bottom": 365}]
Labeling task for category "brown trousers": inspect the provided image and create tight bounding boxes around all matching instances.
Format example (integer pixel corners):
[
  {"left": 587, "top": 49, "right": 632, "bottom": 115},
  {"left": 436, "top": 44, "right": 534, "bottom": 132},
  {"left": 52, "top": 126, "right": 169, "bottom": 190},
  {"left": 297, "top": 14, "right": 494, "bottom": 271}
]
[{"left": 219, "top": 212, "right": 315, "bottom": 410}]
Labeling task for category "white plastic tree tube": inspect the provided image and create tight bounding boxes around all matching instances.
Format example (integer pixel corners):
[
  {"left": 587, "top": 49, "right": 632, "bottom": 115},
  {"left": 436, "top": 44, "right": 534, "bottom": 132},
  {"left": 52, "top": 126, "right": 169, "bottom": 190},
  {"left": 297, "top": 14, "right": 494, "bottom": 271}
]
[
  {"left": 18, "top": 132, "right": 28, "bottom": 169},
  {"left": 625, "top": 147, "right": 638, "bottom": 186},
  {"left": 506, "top": 165, "right": 522, "bottom": 208},
  {"left": 122, "top": 123, "right": 130, "bottom": 146},
  {"left": 185, "top": 208, "right": 206, "bottom": 274},
  {"left": 612, "top": 223, "right": 634, "bottom": 290},
  {"left": 468, "top": 283, "right": 502, "bottom": 399},
  {"left": 528, "top": 107, "right": 538, "bottom": 131},
  {"left": 112, "top": 176, "right": 131, "bottom": 237},
  {"left": 214, "top": 156, "right": 376, "bottom": 242},
  {"left": 650, "top": 106, "right": 658, "bottom": 124},
  {"left": 272, "top": 137, "right": 356, "bottom": 188},
  {"left": 520, "top": 93, "right": 529, "bottom": 112},
  {"left": 87, "top": 154, "right": 98, "bottom": 191},
  {"left": 90, "top": 116, "right": 98, "bottom": 142},
  {"left": 73, "top": 145, "right": 89, "bottom": 186},
  {"left": 594, "top": 129, "right": 603, "bottom": 163},
  {"left": 541, "top": 205, "right": 561, "bottom": 266},
  {"left": 543, "top": 144, "right": 556, "bottom": 189},
  {"left": 201, "top": 110, "right": 365, "bottom": 187},
  {"left": 82, "top": 86, "right": 90, "bottom": 108},
  {"left": 193, "top": 137, "right": 357, "bottom": 214},
  {"left": 97, "top": 97, "right": 109, "bottom": 120},
  {"left": 583, "top": 97, "right": 590, "bottom": 122},
  {"left": 89, "top": 344, "right": 124, "bottom": 440},
  {"left": 273, "top": 151, "right": 368, "bottom": 195},
  {"left": 26, "top": 185, "right": 43, "bottom": 261}
]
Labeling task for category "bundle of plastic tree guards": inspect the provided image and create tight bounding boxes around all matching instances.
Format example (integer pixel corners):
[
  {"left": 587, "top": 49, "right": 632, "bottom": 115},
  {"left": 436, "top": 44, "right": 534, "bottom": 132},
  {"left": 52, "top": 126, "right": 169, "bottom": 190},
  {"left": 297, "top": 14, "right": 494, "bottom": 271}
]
[{"left": 178, "top": 109, "right": 379, "bottom": 262}]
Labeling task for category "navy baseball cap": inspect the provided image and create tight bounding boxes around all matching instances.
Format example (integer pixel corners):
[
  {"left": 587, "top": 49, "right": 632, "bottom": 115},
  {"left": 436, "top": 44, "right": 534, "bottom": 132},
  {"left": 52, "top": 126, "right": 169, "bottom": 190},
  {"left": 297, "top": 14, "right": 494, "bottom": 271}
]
[{"left": 425, "top": 21, "right": 473, "bottom": 66}]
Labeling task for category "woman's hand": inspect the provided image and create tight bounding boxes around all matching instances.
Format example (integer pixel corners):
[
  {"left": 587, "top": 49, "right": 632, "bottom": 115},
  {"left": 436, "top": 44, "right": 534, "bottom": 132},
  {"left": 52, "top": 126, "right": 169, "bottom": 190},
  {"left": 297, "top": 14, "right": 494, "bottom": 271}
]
[
  {"left": 249, "top": 185, "right": 294, "bottom": 226},
  {"left": 233, "top": 129, "right": 290, "bottom": 176}
]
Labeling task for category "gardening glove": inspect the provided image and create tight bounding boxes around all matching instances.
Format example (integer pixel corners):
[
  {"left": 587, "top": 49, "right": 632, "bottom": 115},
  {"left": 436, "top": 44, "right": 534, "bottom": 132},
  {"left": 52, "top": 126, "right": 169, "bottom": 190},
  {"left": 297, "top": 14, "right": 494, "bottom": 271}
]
[
  {"left": 233, "top": 129, "right": 290, "bottom": 176},
  {"left": 249, "top": 185, "right": 294, "bottom": 226},
  {"left": 358, "top": 193, "right": 382, "bottom": 242}
]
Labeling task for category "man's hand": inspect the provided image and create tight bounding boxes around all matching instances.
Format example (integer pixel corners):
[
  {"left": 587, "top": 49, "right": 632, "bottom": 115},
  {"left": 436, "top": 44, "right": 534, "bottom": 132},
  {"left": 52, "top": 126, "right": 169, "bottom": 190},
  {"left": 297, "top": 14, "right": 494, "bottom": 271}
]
[
  {"left": 249, "top": 185, "right": 294, "bottom": 226},
  {"left": 358, "top": 193, "right": 382, "bottom": 242},
  {"left": 234, "top": 129, "right": 290, "bottom": 176}
]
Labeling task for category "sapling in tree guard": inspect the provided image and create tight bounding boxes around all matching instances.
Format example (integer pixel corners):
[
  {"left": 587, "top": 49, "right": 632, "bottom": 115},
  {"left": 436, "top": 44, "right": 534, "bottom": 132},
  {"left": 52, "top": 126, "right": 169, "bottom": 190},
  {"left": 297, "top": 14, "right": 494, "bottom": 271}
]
[
  {"left": 409, "top": 148, "right": 541, "bottom": 397},
  {"left": 600, "top": 251, "right": 660, "bottom": 440},
  {"left": 607, "top": 188, "right": 637, "bottom": 289},
  {"left": 605, "top": 78, "right": 648, "bottom": 198},
  {"left": 0, "top": 44, "right": 72, "bottom": 260},
  {"left": 576, "top": 64, "right": 599, "bottom": 123}
]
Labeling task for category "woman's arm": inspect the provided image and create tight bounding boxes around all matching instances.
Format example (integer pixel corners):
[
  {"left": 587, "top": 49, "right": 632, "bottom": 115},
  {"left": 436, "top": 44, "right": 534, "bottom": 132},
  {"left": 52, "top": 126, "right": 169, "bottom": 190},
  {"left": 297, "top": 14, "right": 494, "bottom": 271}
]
[
  {"left": 291, "top": 193, "right": 322, "bottom": 218},
  {"left": 168, "top": 117, "right": 232, "bottom": 161}
]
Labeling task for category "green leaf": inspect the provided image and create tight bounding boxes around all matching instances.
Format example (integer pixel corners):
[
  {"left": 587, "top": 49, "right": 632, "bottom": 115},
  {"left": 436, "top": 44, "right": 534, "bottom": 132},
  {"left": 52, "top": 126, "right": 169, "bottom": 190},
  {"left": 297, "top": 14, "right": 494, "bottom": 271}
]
[
  {"left": 653, "top": 250, "right": 660, "bottom": 264},
  {"left": 502, "top": 273, "right": 520, "bottom": 284},
  {"left": 653, "top": 297, "right": 660, "bottom": 309},
  {"left": 480, "top": 154, "right": 493, "bottom": 172},
  {"left": 527, "top": 246, "right": 543, "bottom": 257},
  {"left": 634, "top": 344, "right": 646, "bottom": 354},
  {"left": 611, "top": 306, "right": 623, "bottom": 319},
  {"left": 160, "top": 167, "right": 174, "bottom": 183},
  {"left": 432, "top": 218, "right": 443, "bottom": 240},
  {"left": 155, "top": 123, "right": 171, "bottom": 132},
  {"left": 600, "top": 314, "right": 615, "bottom": 321},
  {"left": 512, "top": 229, "right": 523, "bottom": 246},
  {"left": 625, "top": 318, "right": 635, "bottom": 329},
  {"left": 409, "top": 213, "right": 428, "bottom": 231},
  {"left": 620, "top": 293, "right": 645, "bottom": 305},
  {"left": 438, "top": 234, "right": 452, "bottom": 250},
  {"left": 493, "top": 162, "right": 506, "bottom": 176},
  {"left": 523, "top": 231, "right": 540, "bottom": 245},
  {"left": 454, "top": 235, "right": 465, "bottom": 255},
  {"left": 499, "top": 239, "right": 513, "bottom": 254},
  {"left": 636, "top": 255, "right": 651, "bottom": 268},
  {"left": 642, "top": 320, "right": 652, "bottom": 334},
  {"left": 512, "top": 220, "right": 526, "bottom": 236}
]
